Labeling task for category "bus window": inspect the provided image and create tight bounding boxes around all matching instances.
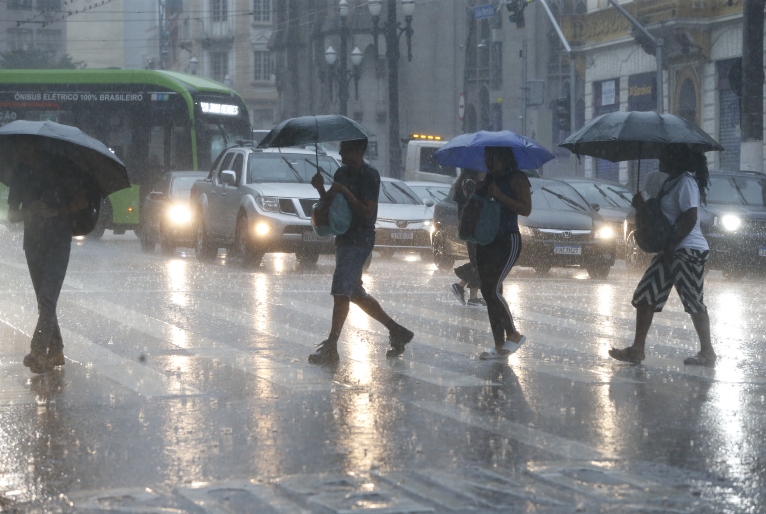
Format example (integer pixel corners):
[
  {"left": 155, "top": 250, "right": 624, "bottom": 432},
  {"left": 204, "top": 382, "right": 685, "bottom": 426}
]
[
  {"left": 420, "top": 147, "right": 457, "bottom": 177},
  {"left": 148, "top": 126, "right": 166, "bottom": 171},
  {"left": 196, "top": 119, "right": 251, "bottom": 171}
]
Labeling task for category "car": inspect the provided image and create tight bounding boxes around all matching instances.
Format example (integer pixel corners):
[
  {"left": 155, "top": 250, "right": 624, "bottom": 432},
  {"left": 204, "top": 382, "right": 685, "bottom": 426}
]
[
  {"left": 190, "top": 144, "right": 341, "bottom": 266},
  {"left": 431, "top": 177, "right": 617, "bottom": 278},
  {"left": 405, "top": 180, "right": 452, "bottom": 207},
  {"left": 560, "top": 178, "right": 633, "bottom": 255},
  {"left": 375, "top": 178, "right": 435, "bottom": 258},
  {"left": 139, "top": 171, "right": 209, "bottom": 253},
  {"left": 625, "top": 170, "right": 766, "bottom": 278}
]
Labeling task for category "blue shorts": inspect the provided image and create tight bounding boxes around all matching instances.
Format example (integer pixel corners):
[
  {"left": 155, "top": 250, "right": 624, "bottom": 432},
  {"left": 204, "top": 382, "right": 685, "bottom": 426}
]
[{"left": 331, "top": 243, "right": 372, "bottom": 299}]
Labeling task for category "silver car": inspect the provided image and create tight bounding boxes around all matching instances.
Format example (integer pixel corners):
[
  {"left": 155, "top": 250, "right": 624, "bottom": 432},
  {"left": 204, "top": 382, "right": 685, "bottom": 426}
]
[{"left": 375, "top": 178, "right": 435, "bottom": 258}]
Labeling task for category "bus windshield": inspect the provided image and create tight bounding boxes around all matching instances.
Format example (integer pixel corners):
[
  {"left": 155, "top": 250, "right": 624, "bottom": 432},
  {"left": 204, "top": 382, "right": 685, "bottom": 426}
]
[{"left": 196, "top": 118, "right": 252, "bottom": 172}]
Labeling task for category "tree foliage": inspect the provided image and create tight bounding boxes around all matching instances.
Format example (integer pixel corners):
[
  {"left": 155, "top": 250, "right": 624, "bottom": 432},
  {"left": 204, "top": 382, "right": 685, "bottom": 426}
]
[{"left": 0, "top": 49, "right": 86, "bottom": 70}]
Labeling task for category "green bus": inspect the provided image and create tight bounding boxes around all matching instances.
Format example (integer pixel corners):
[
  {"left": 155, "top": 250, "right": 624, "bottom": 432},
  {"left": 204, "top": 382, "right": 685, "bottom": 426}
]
[{"left": 0, "top": 69, "right": 251, "bottom": 236}]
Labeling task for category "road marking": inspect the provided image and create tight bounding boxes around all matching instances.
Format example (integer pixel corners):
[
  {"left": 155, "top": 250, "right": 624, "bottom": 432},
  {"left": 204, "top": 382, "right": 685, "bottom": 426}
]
[{"left": 414, "top": 400, "right": 613, "bottom": 461}]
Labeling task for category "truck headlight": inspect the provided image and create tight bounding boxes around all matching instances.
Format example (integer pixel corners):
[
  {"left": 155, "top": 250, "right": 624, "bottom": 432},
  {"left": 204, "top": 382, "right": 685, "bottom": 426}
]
[
  {"left": 720, "top": 214, "right": 742, "bottom": 232},
  {"left": 167, "top": 204, "right": 192, "bottom": 225},
  {"left": 254, "top": 222, "right": 270, "bottom": 236},
  {"left": 256, "top": 196, "right": 279, "bottom": 212},
  {"left": 595, "top": 225, "right": 614, "bottom": 239}
]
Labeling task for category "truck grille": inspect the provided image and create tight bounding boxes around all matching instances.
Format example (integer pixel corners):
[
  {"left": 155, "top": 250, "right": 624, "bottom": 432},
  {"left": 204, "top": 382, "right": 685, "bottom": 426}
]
[{"left": 299, "top": 198, "right": 320, "bottom": 218}]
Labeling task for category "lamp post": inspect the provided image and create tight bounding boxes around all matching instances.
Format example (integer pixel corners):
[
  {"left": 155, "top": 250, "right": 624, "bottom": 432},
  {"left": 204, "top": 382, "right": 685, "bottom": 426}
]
[
  {"left": 325, "top": 44, "right": 363, "bottom": 116},
  {"left": 369, "top": 0, "right": 415, "bottom": 179},
  {"left": 189, "top": 56, "right": 198, "bottom": 75}
]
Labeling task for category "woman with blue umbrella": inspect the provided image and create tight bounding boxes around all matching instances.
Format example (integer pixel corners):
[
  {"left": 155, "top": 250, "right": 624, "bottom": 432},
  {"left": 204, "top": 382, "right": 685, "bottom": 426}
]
[{"left": 435, "top": 131, "right": 554, "bottom": 359}]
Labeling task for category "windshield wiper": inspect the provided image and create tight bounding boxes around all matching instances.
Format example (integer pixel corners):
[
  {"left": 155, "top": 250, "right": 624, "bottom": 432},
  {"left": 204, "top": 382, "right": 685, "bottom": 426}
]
[
  {"left": 277, "top": 149, "right": 303, "bottom": 183},
  {"left": 542, "top": 187, "right": 587, "bottom": 211},
  {"left": 304, "top": 159, "right": 334, "bottom": 183},
  {"left": 592, "top": 183, "right": 620, "bottom": 208},
  {"left": 729, "top": 178, "right": 749, "bottom": 206},
  {"left": 606, "top": 186, "right": 633, "bottom": 205},
  {"left": 380, "top": 184, "right": 397, "bottom": 203}
]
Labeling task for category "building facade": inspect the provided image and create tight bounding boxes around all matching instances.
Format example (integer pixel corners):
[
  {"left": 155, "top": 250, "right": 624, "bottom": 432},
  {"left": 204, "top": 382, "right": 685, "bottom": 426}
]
[
  {"left": 561, "top": 0, "right": 755, "bottom": 187},
  {"left": 173, "top": 0, "right": 278, "bottom": 129},
  {"left": 1, "top": 0, "right": 67, "bottom": 60}
]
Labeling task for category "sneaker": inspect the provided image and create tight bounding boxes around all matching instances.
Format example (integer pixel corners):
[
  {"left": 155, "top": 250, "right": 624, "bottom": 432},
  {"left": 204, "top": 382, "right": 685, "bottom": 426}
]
[
  {"left": 23, "top": 351, "right": 51, "bottom": 374},
  {"left": 48, "top": 351, "right": 65, "bottom": 367},
  {"left": 467, "top": 297, "right": 487, "bottom": 308},
  {"left": 387, "top": 326, "right": 414, "bottom": 357},
  {"left": 308, "top": 339, "right": 340, "bottom": 365},
  {"left": 450, "top": 283, "right": 466, "bottom": 306}
]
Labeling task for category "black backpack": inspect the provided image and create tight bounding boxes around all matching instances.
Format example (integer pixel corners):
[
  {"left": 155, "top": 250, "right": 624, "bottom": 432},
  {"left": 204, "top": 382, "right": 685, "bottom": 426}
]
[
  {"left": 634, "top": 180, "right": 675, "bottom": 253},
  {"left": 70, "top": 192, "right": 101, "bottom": 236}
]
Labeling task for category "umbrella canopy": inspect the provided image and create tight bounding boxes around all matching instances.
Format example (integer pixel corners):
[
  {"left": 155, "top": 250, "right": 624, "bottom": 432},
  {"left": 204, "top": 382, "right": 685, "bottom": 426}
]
[
  {"left": 559, "top": 111, "right": 724, "bottom": 162},
  {"left": 0, "top": 120, "right": 129, "bottom": 197},
  {"left": 433, "top": 130, "right": 556, "bottom": 172},
  {"left": 257, "top": 114, "right": 375, "bottom": 149}
]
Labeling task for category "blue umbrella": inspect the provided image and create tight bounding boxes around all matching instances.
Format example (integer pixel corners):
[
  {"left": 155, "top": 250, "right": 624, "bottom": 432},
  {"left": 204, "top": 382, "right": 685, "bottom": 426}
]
[{"left": 434, "top": 130, "right": 556, "bottom": 172}]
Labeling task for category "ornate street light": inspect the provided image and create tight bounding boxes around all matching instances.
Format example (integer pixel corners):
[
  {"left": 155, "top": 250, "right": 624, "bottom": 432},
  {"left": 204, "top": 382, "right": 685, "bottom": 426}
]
[
  {"left": 368, "top": 0, "right": 415, "bottom": 179},
  {"left": 189, "top": 56, "right": 198, "bottom": 75}
]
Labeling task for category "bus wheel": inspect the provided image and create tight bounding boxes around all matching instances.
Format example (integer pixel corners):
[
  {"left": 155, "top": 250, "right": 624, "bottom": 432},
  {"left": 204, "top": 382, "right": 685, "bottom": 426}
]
[
  {"left": 87, "top": 199, "right": 110, "bottom": 240},
  {"left": 195, "top": 218, "right": 217, "bottom": 262}
]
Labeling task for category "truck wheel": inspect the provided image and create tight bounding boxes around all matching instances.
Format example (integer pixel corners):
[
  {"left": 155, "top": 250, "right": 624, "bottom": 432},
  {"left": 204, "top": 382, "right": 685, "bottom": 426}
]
[
  {"left": 534, "top": 264, "right": 551, "bottom": 275},
  {"left": 235, "top": 215, "right": 263, "bottom": 268},
  {"left": 586, "top": 264, "right": 611, "bottom": 279},
  {"left": 432, "top": 231, "right": 455, "bottom": 270},
  {"left": 625, "top": 232, "right": 647, "bottom": 271},
  {"left": 87, "top": 198, "right": 110, "bottom": 240},
  {"left": 295, "top": 249, "right": 320, "bottom": 266},
  {"left": 140, "top": 225, "right": 155, "bottom": 253},
  {"left": 195, "top": 218, "right": 217, "bottom": 262},
  {"left": 377, "top": 248, "right": 396, "bottom": 258}
]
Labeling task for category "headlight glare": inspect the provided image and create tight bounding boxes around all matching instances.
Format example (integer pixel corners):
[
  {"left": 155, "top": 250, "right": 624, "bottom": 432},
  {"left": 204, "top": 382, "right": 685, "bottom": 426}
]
[
  {"left": 167, "top": 204, "right": 192, "bottom": 224},
  {"left": 721, "top": 214, "right": 742, "bottom": 232},
  {"left": 254, "top": 222, "right": 270, "bottom": 236},
  {"left": 256, "top": 196, "right": 279, "bottom": 212},
  {"left": 595, "top": 225, "right": 614, "bottom": 239},
  {"left": 519, "top": 225, "right": 534, "bottom": 237}
]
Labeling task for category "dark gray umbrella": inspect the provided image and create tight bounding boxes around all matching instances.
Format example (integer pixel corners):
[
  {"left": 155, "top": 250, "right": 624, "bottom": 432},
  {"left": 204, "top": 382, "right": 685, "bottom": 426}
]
[
  {"left": 0, "top": 120, "right": 129, "bottom": 197},
  {"left": 560, "top": 111, "right": 724, "bottom": 161},
  {"left": 257, "top": 114, "right": 375, "bottom": 149}
]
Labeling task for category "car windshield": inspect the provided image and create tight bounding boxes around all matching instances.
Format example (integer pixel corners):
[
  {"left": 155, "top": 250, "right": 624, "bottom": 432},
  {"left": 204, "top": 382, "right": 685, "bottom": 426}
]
[
  {"left": 569, "top": 182, "right": 632, "bottom": 208},
  {"left": 537, "top": 182, "right": 590, "bottom": 212},
  {"left": 407, "top": 185, "right": 450, "bottom": 204},
  {"left": 247, "top": 153, "right": 339, "bottom": 184},
  {"left": 379, "top": 181, "right": 422, "bottom": 204},
  {"left": 171, "top": 177, "right": 203, "bottom": 199},
  {"left": 708, "top": 176, "right": 766, "bottom": 207}
]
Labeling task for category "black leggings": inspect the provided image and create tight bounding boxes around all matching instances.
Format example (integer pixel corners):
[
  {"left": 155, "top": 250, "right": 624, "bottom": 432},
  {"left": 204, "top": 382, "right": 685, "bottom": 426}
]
[{"left": 476, "top": 234, "right": 522, "bottom": 346}]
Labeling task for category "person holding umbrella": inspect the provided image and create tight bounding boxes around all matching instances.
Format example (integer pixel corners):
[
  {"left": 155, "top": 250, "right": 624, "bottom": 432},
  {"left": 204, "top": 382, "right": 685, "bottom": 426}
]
[
  {"left": 6, "top": 138, "right": 90, "bottom": 374},
  {"left": 309, "top": 138, "right": 414, "bottom": 364},
  {"left": 609, "top": 145, "right": 715, "bottom": 367}
]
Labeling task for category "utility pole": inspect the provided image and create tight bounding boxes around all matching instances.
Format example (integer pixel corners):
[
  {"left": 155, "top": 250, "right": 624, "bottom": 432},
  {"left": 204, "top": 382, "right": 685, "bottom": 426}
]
[
  {"left": 740, "top": 0, "right": 764, "bottom": 172},
  {"left": 538, "top": 0, "right": 576, "bottom": 134}
]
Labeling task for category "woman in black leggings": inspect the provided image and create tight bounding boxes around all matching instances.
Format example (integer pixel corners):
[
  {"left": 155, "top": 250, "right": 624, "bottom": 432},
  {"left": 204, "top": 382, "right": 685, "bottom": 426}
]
[{"left": 477, "top": 147, "right": 533, "bottom": 360}]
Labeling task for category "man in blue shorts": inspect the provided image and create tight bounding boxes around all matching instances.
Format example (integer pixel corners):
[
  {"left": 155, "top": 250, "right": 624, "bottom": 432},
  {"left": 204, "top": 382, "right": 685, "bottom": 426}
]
[{"left": 309, "top": 138, "right": 414, "bottom": 365}]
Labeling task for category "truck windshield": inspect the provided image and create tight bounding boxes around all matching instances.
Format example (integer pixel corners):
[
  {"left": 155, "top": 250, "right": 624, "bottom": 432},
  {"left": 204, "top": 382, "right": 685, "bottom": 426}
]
[
  {"left": 708, "top": 176, "right": 766, "bottom": 207},
  {"left": 247, "top": 153, "right": 339, "bottom": 183},
  {"left": 420, "top": 147, "right": 457, "bottom": 177}
]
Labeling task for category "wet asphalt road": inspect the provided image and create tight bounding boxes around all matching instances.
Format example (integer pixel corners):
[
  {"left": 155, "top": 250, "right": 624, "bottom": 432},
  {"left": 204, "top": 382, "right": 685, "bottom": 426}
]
[{"left": 1, "top": 227, "right": 765, "bottom": 513}]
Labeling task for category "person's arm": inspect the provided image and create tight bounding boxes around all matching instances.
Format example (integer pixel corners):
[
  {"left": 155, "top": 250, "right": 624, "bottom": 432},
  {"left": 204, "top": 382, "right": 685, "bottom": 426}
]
[
  {"left": 488, "top": 173, "right": 532, "bottom": 217},
  {"left": 311, "top": 172, "right": 327, "bottom": 198}
]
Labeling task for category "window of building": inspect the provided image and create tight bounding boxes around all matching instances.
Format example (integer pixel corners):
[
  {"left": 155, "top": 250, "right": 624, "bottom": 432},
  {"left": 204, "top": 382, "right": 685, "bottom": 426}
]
[
  {"left": 37, "top": 0, "right": 61, "bottom": 8},
  {"left": 36, "top": 30, "right": 61, "bottom": 53},
  {"left": 253, "top": 0, "right": 271, "bottom": 22},
  {"left": 253, "top": 51, "right": 273, "bottom": 81},
  {"left": 8, "top": 0, "right": 33, "bottom": 9},
  {"left": 7, "top": 29, "right": 34, "bottom": 51},
  {"left": 211, "top": 0, "right": 228, "bottom": 21},
  {"left": 211, "top": 52, "right": 229, "bottom": 82}
]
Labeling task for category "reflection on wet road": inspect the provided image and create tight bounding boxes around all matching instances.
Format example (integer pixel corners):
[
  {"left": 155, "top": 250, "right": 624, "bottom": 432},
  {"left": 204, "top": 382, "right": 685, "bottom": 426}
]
[{"left": 1, "top": 228, "right": 765, "bottom": 512}]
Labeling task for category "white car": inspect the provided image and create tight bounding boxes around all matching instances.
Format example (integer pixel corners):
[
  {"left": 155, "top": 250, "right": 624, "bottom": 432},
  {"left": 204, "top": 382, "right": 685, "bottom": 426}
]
[
  {"left": 405, "top": 180, "right": 452, "bottom": 215},
  {"left": 375, "top": 178, "right": 434, "bottom": 258}
]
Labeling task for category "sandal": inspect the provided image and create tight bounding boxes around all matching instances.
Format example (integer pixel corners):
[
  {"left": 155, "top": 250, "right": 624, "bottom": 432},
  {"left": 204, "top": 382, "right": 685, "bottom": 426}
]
[
  {"left": 479, "top": 336, "right": 527, "bottom": 360},
  {"left": 608, "top": 346, "right": 645, "bottom": 364},
  {"left": 683, "top": 352, "right": 716, "bottom": 368}
]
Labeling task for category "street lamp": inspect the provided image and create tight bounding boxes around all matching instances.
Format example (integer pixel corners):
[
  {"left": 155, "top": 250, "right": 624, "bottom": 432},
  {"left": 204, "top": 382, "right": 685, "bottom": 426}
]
[
  {"left": 368, "top": 0, "right": 415, "bottom": 179},
  {"left": 189, "top": 56, "right": 198, "bottom": 75},
  {"left": 325, "top": 0, "right": 363, "bottom": 116}
]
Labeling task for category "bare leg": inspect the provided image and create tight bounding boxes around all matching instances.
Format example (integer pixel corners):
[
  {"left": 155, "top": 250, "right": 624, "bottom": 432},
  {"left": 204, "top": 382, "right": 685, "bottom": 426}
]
[
  {"left": 351, "top": 294, "right": 393, "bottom": 328},
  {"left": 690, "top": 311, "right": 714, "bottom": 357},
  {"left": 330, "top": 295, "right": 351, "bottom": 339},
  {"left": 631, "top": 303, "right": 655, "bottom": 353},
  {"left": 468, "top": 287, "right": 479, "bottom": 300}
]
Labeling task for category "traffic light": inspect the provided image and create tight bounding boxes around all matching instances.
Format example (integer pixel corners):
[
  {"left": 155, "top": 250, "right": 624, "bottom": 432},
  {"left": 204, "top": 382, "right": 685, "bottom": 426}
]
[
  {"left": 506, "top": 0, "right": 527, "bottom": 29},
  {"left": 556, "top": 97, "right": 571, "bottom": 132}
]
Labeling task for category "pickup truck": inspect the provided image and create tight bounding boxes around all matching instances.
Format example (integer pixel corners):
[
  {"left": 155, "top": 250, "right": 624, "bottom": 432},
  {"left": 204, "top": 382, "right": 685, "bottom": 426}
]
[{"left": 190, "top": 144, "right": 340, "bottom": 266}]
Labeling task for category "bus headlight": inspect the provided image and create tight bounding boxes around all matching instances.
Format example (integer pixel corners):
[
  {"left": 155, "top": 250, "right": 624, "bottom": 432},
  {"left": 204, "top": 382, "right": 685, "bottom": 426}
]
[
  {"left": 167, "top": 204, "right": 192, "bottom": 225},
  {"left": 720, "top": 214, "right": 742, "bottom": 232},
  {"left": 256, "top": 196, "right": 279, "bottom": 212},
  {"left": 595, "top": 225, "right": 614, "bottom": 239},
  {"left": 254, "top": 222, "right": 270, "bottom": 236}
]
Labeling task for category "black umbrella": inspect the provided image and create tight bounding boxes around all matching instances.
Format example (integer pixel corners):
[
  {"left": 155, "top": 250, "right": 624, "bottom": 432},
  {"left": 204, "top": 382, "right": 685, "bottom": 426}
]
[
  {"left": 0, "top": 120, "right": 130, "bottom": 197},
  {"left": 257, "top": 114, "right": 375, "bottom": 149}
]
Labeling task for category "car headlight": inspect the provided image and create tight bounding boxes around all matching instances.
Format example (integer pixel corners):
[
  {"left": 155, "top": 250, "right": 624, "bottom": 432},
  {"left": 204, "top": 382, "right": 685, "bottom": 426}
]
[
  {"left": 167, "top": 204, "right": 192, "bottom": 225},
  {"left": 519, "top": 225, "right": 534, "bottom": 237},
  {"left": 720, "top": 214, "right": 742, "bottom": 232},
  {"left": 256, "top": 196, "right": 279, "bottom": 212},
  {"left": 422, "top": 220, "right": 432, "bottom": 227},
  {"left": 254, "top": 222, "right": 270, "bottom": 236},
  {"left": 595, "top": 225, "right": 614, "bottom": 239}
]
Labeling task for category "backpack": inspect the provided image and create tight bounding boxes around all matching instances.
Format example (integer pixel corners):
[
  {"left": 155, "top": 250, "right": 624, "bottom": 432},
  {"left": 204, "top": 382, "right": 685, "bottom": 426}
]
[
  {"left": 458, "top": 193, "right": 501, "bottom": 245},
  {"left": 634, "top": 180, "right": 675, "bottom": 253},
  {"left": 311, "top": 192, "right": 352, "bottom": 236},
  {"left": 70, "top": 193, "right": 101, "bottom": 236}
]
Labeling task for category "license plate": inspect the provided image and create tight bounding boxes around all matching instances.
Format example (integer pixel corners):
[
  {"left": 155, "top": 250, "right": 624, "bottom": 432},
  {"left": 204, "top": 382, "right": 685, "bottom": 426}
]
[
  {"left": 554, "top": 244, "right": 582, "bottom": 255},
  {"left": 390, "top": 230, "right": 414, "bottom": 240},
  {"left": 759, "top": 246, "right": 766, "bottom": 257},
  {"left": 303, "top": 232, "right": 332, "bottom": 243}
]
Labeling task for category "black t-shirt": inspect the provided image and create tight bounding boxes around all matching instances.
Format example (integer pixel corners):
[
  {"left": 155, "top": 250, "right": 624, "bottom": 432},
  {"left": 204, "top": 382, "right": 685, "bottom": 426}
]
[
  {"left": 8, "top": 156, "right": 84, "bottom": 250},
  {"left": 333, "top": 163, "right": 380, "bottom": 247}
]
